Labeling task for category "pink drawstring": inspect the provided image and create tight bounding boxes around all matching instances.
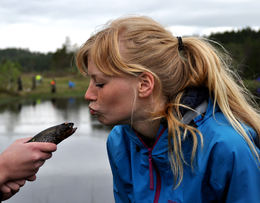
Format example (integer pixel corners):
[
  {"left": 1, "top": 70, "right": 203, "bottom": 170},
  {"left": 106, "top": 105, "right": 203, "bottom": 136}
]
[
  {"left": 134, "top": 127, "right": 166, "bottom": 191},
  {"left": 148, "top": 149, "right": 154, "bottom": 190}
]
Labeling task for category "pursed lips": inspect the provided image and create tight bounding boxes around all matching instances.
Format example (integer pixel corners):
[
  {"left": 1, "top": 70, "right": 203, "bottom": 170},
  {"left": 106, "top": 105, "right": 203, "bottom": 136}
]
[{"left": 89, "top": 106, "right": 98, "bottom": 115}]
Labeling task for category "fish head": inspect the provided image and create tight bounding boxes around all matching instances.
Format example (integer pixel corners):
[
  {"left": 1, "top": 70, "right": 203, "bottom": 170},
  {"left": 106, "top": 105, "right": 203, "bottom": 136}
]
[{"left": 60, "top": 122, "right": 77, "bottom": 137}]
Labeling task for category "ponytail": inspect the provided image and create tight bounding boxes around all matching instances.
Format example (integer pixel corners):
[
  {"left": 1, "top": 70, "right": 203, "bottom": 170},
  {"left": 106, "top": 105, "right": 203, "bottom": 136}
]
[{"left": 160, "top": 36, "right": 260, "bottom": 187}]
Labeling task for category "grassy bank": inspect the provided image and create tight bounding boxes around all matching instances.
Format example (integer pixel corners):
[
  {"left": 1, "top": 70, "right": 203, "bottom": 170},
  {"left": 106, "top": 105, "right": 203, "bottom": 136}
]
[
  {"left": 0, "top": 73, "right": 89, "bottom": 105},
  {"left": 1, "top": 73, "right": 259, "bottom": 106}
]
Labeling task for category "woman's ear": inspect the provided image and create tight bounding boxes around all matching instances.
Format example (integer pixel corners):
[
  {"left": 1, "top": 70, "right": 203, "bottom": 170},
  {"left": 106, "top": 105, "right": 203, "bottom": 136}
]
[{"left": 138, "top": 72, "right": 155, "bottom": 98}]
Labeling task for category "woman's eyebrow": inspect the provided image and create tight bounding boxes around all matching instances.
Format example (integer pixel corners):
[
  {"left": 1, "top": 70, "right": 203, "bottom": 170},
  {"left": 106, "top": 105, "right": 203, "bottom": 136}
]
[
  {"left": 87, "top": 73, "right": 108, "bottom": 81},
  {"left": 86, "top": 71, "right": 96, "bottom": 78}
]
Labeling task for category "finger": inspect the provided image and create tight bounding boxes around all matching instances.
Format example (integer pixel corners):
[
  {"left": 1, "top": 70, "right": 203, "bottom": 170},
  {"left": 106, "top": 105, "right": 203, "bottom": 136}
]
[
  {"left": 0, "top": 185, "right": 11, "bottom": 193},
  {"left": 42, "top": 152, "right": 53, "bottom": 160},
  {"left": 14, "top": 179, "right": 26, "bottom": 187},
  {"left": 35, "top": 160, "right": 45, "bottom": 168},
  {"left": 17, "top": 137, "right": 33, "bottom": 143},
  {"left": 26, "top": 175, "right": 36, "bottom": 182},
  {"left": 39, "top": 143, "right": 57, "bottom": 152},
  {"left": 27, "top": 142, "right": 57, "bottom": 152},
  {"left": 6, "top": 182, "right": 20, "bottom": 192},
  {"left": 33, "top": 151, "right": 53, "bottom": 162}
]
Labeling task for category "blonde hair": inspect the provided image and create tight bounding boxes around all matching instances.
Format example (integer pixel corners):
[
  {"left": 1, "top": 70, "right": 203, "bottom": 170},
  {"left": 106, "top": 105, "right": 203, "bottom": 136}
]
[{"left": 76, "top": 16, "right": 260, "bottom": 187}]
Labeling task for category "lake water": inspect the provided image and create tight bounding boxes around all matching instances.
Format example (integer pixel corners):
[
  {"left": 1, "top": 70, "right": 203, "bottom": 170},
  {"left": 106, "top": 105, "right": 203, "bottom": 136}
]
[{"left": 0, "top": 98, "right": 114, "bottom": 203}]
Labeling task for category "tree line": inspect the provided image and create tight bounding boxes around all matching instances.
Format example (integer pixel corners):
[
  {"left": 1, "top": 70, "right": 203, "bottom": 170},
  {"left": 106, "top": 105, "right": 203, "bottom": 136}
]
[
  {"left": 0, "top": 46, "right": 75, "bottom": 74},
  {"left": 0, "top": 28, "right": 260, "bottom": 79},
  {"left": 208, "top": 27, "right": 260, "bottom": 79}
]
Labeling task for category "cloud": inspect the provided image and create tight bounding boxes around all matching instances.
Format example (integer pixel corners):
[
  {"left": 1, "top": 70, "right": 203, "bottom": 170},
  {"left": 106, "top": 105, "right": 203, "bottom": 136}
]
[{"left": 0, "top": 0, "right": 259, "bottom": 52}]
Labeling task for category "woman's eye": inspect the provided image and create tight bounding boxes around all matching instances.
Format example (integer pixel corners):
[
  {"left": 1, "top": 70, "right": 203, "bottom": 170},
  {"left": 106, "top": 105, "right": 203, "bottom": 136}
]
[{"left": 96, "top": 83, "right": 104, "bottom": 88}]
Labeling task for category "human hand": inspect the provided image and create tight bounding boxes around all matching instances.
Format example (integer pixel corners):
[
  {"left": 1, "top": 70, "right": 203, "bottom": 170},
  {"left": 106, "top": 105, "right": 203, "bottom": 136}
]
[
  {"left": 0, "top": 179, "right": 26, "bottom": 201},
  {"left": 0, "top": 137, "right": 57, "bottom": 185}
]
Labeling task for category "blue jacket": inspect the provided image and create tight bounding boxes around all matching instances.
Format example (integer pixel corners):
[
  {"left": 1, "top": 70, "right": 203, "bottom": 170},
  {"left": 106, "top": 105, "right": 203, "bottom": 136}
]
[{"left": 106, "top": 100, "right": 260, "bottom": 203}]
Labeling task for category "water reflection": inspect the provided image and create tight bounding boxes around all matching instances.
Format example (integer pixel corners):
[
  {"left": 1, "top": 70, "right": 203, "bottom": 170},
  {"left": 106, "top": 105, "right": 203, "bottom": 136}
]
[
  {"left": 0, "top": 98, "right": 114, "bottom": 203},
  {"left": 0, "top": 98, "right": 112, "bottom": 138}
]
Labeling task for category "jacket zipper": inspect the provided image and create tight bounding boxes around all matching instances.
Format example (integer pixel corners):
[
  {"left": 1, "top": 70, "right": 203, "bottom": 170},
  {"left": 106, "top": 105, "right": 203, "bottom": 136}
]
[
  {"left": 148, "top": 148, "right": 154, "bottom": 190},
  {"left": 135, "top": 127, "right": 166, "bottom": 203},
  {"left": 153, "top": 164, "right": 161, "bottom": 203}
]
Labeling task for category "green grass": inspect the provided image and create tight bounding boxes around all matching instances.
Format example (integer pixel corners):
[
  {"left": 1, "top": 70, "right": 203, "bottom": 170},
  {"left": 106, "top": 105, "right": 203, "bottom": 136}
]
[
  {"left": 0, "top": 73, "right": 89, "bottom": 105},
  {"left": 1, "top": 73, "right": 259, "bottom": 106}
]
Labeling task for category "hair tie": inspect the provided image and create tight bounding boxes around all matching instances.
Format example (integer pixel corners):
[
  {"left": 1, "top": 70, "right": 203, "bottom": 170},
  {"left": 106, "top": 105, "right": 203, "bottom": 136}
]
[{"left": 177, "top": 36, "right": 184, "bottom": 51}]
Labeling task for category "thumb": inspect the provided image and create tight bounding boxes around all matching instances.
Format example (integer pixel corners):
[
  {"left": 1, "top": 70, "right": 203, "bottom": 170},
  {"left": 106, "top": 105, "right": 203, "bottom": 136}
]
[{"left": 16, "top": 137, "right": 33, "bottom": 143}]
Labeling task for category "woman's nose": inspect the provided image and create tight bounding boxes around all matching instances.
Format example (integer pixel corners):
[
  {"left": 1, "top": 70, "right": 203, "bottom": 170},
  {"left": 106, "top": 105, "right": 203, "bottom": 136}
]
[{"left": 84, "top": 82, "right": 97, "bottom": 101}]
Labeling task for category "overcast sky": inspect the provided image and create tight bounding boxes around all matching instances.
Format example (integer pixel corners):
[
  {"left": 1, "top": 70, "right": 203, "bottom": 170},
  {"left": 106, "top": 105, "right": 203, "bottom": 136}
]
[{"left": 0, "top": 0, "right": 259, "bottom": 53}]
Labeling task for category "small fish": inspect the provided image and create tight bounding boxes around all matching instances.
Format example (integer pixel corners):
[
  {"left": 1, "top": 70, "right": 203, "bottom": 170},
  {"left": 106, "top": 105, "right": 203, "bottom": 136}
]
[{"left": 27, "top": 122, "right": 77, "bottom": 144}]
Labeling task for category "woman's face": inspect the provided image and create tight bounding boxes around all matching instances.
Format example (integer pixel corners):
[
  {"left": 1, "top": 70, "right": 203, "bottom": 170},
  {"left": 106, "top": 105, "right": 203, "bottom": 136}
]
[{"left": 85, "top": 59, "right": 139, "bottom": 125}]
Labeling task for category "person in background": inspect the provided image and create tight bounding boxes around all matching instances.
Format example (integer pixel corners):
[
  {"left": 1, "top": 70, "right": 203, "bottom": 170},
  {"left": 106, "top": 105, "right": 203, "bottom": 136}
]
[
  {"left": 76, "top": 16, "right": 260, "bottom": 202},
  {"left": 35, "top": 75, "right": 42, "bottom": 86},
  {"left": 17, "top": 77, "right": 23, "bottom": 92},
  {"left": 31, "top": 75, "right": 36, "bottom": 90},
  {"left": 50, "top": 79, "right": 56, "bottom": 93},
  {"left": 68, "top": 81, "right": 75, "bottom": 88},
  {"left": 0, "top": 138, "right": 56, "bottom": 201}
]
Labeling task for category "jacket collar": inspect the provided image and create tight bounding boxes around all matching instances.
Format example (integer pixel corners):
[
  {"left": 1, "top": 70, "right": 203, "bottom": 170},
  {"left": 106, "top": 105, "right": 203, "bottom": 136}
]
[
  {"left": 124, "top": 87, "right": 212, "bottom": 153},
  {"left": 123, "top": 124, "right": 169, "bottom": 155}
]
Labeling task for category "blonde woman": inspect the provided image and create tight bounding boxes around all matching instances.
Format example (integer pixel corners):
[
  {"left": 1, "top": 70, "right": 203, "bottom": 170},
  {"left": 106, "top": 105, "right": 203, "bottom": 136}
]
[{"left": 77, "top": 16, "right": 260, "bottom": 203}]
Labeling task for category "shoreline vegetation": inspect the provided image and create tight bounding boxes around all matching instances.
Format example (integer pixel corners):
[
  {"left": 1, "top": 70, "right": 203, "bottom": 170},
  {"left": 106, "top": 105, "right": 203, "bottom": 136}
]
[
  {"left": 0, "top": 73, "right": 259, "bottom": 107},
  {"left": 0, "top": 73, "right": 88, "bottom": 106}
]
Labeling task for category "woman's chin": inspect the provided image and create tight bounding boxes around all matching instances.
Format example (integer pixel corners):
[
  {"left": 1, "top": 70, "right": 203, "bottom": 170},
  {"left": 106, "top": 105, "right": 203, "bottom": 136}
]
[
  {"left": 97, "top": 116, "right": 114, "bottom": 126},
  {"left": 98, "top": 118, "right": 122, "bottom": 126},
  {"left": 97, "top": 115, "right": 130, "bottom": 126}
]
